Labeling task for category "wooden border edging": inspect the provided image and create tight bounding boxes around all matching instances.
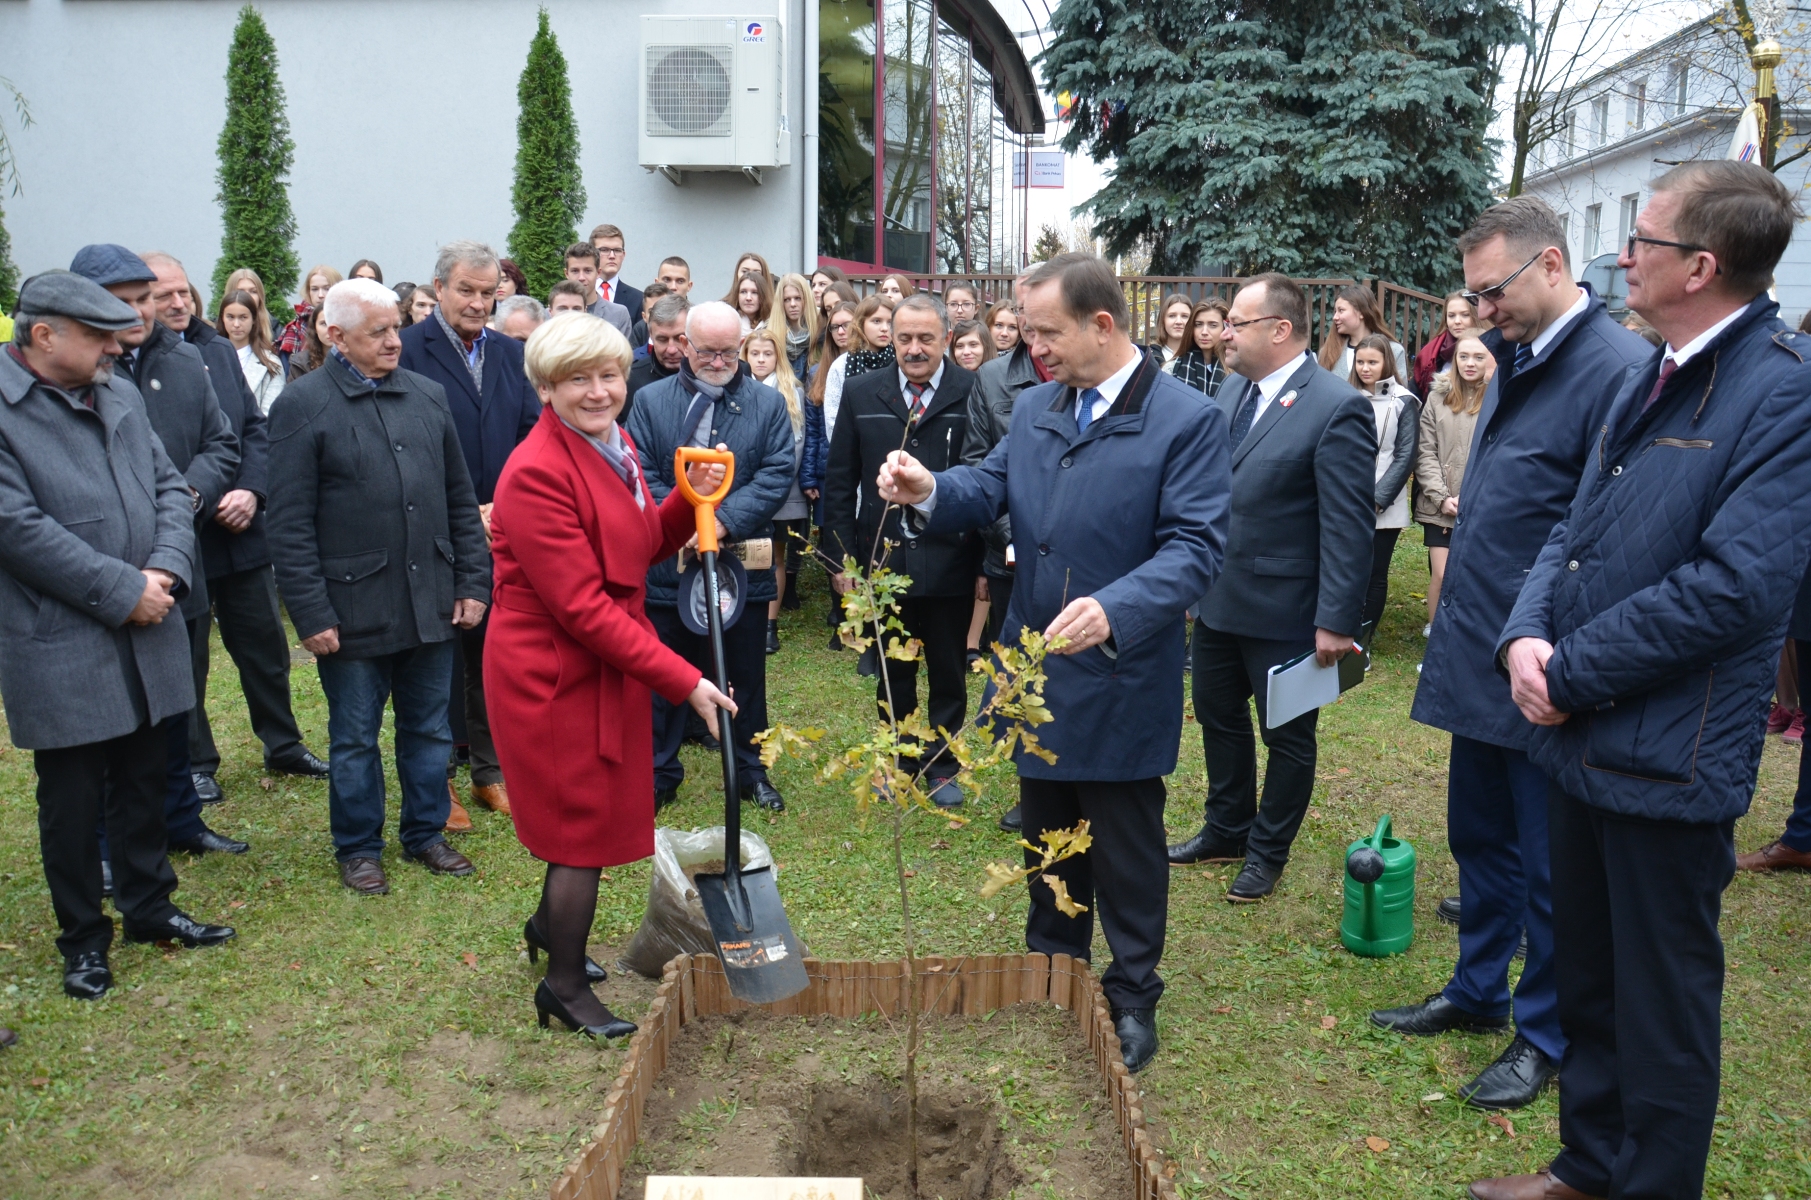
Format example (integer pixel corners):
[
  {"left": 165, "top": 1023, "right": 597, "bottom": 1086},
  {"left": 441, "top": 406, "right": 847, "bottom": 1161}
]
[{"left": 549, "top": 953, "right": 1176, "bottom": 1200}]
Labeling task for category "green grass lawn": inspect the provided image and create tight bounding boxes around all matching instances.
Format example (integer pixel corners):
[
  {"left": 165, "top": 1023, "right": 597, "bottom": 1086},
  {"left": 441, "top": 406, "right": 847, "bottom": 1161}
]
[{"left": 0, "top": 541, "right": 1806, "bottom": 1198}]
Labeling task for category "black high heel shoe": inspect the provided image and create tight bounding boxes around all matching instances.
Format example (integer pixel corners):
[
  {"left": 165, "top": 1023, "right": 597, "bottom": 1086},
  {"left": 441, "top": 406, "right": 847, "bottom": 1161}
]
[
  {"left": 523, "top": 916, "right": 607, "bottom": 982},
  {"left": 534, "top": 980, "right": 636, "bottom": 1039}
]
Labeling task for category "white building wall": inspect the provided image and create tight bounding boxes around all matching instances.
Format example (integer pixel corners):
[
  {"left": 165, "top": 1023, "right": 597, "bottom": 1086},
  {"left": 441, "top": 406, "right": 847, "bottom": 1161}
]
[
  {"left": 0, "top": 0, "right": 809, "bottom": 306},
  {"left": 1521, "top": 19, "right": 1811, "bottom": 322}
]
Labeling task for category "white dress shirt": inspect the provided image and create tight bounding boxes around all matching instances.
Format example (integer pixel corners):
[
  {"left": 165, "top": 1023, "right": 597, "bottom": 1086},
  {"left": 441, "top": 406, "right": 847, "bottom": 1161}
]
[
  {"left": 1665, "top": 302, "right": 1751, "bottom": 370},
  {"left": 1233, "top": 350, "right": 1311, "bottom": 425},
  {"left": 901, "top": 360, "right": 947, "bottom": 415},
  {"left": 1525, "top": 286, "right": 1590, "bottom": 360}
]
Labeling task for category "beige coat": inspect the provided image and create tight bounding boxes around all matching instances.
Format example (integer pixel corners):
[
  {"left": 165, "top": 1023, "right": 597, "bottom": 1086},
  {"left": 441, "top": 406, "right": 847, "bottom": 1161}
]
[{"left": 1414, "top": 371, "right": 1480, "bottom": 528}]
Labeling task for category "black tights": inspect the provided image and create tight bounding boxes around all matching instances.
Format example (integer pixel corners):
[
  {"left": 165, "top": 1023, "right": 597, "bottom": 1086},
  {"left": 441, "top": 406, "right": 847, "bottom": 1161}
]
[{"left": 535, "top": 863, "right": 614, "bottom": 1021}]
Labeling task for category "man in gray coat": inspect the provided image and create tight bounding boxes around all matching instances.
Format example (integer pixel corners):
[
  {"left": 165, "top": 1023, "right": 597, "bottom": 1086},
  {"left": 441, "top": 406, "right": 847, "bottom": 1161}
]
[
  {"left": 70, "top": 244, "right": 249, "bottom": 859},
  {"left": 0, "top": 272, "right": 235, "bottom": 1003},
  {"left": 267, "top": 278, "right": 492, "bottom": 896}
]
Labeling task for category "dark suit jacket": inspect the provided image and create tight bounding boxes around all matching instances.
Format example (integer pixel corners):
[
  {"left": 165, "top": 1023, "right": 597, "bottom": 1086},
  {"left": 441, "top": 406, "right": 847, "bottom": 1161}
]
[
  {"left": 185, "top": 319, "right": 271, "bottom": 578},
  {"left": 826, "top": 359, "right": 977, "bottom": 597},
  {"left": 1198, "top": 356, "right": 1376, "bottom": 643},
  {"left": 399, "top": 318, "right": 539, "bottom": 506},
  {"left": 129, "top": 322, "right": 240, "bottom": 618},
  {"left": 604, "top": 278, "right": 644, "bottom": 324},
  {"left": 266, "top": 356, "right": 491, "bottom": 660}
]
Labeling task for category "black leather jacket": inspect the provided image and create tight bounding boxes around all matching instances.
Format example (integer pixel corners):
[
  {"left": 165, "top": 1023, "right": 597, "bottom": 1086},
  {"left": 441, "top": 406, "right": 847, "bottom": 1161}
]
[{"left": 959, "top": 343, "right": 1043, "bottom": 577}]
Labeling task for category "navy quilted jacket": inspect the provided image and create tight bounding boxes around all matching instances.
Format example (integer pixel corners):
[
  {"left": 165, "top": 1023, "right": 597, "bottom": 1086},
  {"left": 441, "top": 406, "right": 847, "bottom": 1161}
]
[
  {"left": 1498, "top": 300, "right": 1811, "bottom": 822},
  {"left": 1412, "top": 286, "right": 1651, "bottom": 749}
]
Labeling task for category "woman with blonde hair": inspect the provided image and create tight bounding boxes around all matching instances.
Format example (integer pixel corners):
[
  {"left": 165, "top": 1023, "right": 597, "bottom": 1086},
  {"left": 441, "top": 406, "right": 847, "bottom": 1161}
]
[
  {"left": 744, "top": 328, "right": 811, "bottom": 652},
  {"left": 221, "top": 266, "right": 279, "bottom": 341},
  {"left": 1415, "top": 332, "right": 1491, "bottom": 632},
  {"left": 768, "top": 272, "right": 817, "bottom": 375},
  {"left": 217, "top": 288, "right": 285, "bottom": 414},
  {"left": 486, "top": 313, "right": 735, "bottom": 1038}
]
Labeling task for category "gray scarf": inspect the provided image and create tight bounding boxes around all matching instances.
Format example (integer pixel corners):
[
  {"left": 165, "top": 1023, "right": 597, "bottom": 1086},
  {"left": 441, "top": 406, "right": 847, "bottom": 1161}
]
[
  {"left": 434, "top": 308, "right": 486, "bottom": 394},
  {"left": 560, "top": 416, "right": 645, "bottom": 509}
]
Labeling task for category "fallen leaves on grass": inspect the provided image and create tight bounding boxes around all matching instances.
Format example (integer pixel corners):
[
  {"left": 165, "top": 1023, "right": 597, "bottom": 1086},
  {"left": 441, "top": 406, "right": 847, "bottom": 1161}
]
[
  {"left": 461, "top": 952, "right": 479, "bottom": 968},
  {"left": 1488, "top": 1115, "right": 1516, "bottom": 1138},
  {"left": 1421, "top": 1091, "right": 1445, "bottom": 1104},
  {"left": 1319, "top": 1015, "right": 1337, "bottom": 1029},
  {"left": 1211, "top": 1005, "right": 1233, "bottom": 1015},
  {"left": 28, "top": 1077, "right": 48, "bottom": 1088},
  {"left": 287, "top": 962, "right": 301, "bottom": 970},
  {"left": 229, "top": 900, "right": 246, "bottom": 909},
  {"left": 929, "top": 839, "right": 951, "bottom": 850},
  {"left": 1364, "top": 1136, "right": 1390, "bottom": 1153}
]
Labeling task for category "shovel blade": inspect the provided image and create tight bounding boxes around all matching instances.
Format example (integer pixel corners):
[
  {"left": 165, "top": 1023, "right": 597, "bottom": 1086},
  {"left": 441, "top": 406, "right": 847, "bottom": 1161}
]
[{"left": 693, "top": 865, "right": 810, "bottom": 1004}]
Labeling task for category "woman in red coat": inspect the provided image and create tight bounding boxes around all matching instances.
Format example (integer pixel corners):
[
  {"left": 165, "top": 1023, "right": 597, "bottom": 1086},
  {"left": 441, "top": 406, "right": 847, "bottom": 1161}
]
[{"left": 486, "top": 313, "right": 734, "bottom": 1038}]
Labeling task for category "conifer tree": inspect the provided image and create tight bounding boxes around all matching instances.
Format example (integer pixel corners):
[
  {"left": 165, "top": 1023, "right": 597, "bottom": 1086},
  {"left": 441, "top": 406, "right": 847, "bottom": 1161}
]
[
  {"left": 1042, "top": 0, "right": 1522, "bottom": 293},
  {"left": 509, "top": 9, "right": 586, "bottom": 297},
  {"left": 1, "top": 75, "right": 31, "bottom": 314},
  {"left": 213, "top": 6, "right": 299, "bottom": 319},
  {"left": 0, "top": 202, "right": 17, "bottom": 315}
]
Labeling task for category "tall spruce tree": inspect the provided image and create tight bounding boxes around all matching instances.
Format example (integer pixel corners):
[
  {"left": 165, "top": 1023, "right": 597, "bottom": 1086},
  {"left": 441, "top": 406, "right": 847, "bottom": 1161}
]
[
  {"left": 509, "top": 9, "right": 586, "bottom": 297},
  {"left": 213, "top": 6, "right": 299, "bottom": 319},
  {"left": 1041, "top": 0, "right": 1522, "bottom": 293},
  {"left": 0, "top": 201, "right": 17, "bottom": 315}
]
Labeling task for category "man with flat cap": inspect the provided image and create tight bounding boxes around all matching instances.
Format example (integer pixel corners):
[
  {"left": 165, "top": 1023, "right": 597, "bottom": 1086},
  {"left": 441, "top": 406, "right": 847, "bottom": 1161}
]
[
  {"left": 69, "top": 244, "right": 249, "bottom": 862},
  {"left": 0, "top": 271, "right": 235, "bottom": 1003}
]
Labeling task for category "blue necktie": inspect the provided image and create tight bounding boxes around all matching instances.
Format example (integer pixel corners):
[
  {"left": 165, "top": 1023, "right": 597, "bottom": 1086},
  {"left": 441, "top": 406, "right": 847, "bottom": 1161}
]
[
  {"left": 1075, "top": 387, "right": 1104, "bottom": 433},
  {"left": 1513, "top": 343, "right": 1534, "bottom": 376},
  {"left": 1229, "top": 381, "right": 1260, "bottom": 445}
]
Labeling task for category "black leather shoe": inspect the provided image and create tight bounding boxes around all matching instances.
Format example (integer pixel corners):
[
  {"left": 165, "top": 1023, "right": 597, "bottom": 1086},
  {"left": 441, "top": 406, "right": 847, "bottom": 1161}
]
[
  {"left": 123, "top": 912, "right": 235, "bottom": 949},
  {"left": 266, "top": 747, "right": 330, "bottom": 778},
  {"left": 169, "top": 826, "right": 249, "bottom": 855},
  {"left": 64, "top": 951, "right": 112, "bottom": 1000},
  {"left": 998, "top": 803, "right": 1022, "bottom": 832},
  {"left": 1167, "top": 826, "right": 1247, "bottom": 865},
  {"left": 929, "top": 778, "right": 964, "bottom": 809},
  {"left": 765, "top": 619, "right": 781, "bottom": 655},
  {"left": 655, "top": 787, "right": 679, "bottom": 812},
  {"left": 1369, "top": 992, "right": 1509, "bottom": 1036},
  {"left": 1460, "top": 1034, "right": 1557, "bottom": 1110},
  {"left": 192, "top": 772, "right": 223, "bottom": 804},
  {"left": 1226, "top": 860, "right": 1278, "bottom": 902},
  {"left": 748, "top": 779, "right": 786, "bottom": 812},
  {"left": 523, "top": 916, "right": 607, "bottom": 983},
  {"left": 535, "top": 979, "right": 636, "bottom": 1039},
  {"left": 1111, "top": 1007, "right": 1158, "bottom": 1073}
]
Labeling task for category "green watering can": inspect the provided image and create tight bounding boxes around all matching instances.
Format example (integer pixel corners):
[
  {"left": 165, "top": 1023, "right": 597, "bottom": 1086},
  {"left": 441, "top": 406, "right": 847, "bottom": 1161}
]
[{"left": 1341, "top": 814, "right": 1416, "bottom": 957}]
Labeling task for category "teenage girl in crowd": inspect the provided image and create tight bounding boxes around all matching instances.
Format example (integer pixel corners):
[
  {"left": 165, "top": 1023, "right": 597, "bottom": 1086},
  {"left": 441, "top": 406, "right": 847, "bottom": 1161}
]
[
  {"left": 1174, "top": 298, "right": 1230, "bottom": 397},
  {"left": 1350, "top": 332, "right": 1420, "bottom": 634},
  {"left": 744, "top": 327, "right": 811, "bottom": 654},
  {"left": 1320, "top": 285, "right": 1409, "bottom": 383},
  {"left": 1415, "top": 332, "right": 1491, "bottom": 636},
  {"left": 1148, "top": 292, "right": 1193, "bottom": 372}
]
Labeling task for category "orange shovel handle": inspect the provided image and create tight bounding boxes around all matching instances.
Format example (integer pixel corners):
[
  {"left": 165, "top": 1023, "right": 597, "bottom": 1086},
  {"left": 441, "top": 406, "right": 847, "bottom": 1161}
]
[{"left": 673, "top": 447, "right": 736, "bottom": 553}]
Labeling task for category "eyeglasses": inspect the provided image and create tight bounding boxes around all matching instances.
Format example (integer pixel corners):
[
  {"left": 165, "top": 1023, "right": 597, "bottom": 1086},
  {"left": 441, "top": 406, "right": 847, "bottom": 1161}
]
[
  {"left": 1462, "top": 250, "right": 1544, "bottom": 306},
  {"left": 1625, "top": 233, "right": 1718, "bottom": 272},
  {"left": 693, "top": 348, "right": 739, "bottom": 364},
  {"left": 1223, "top": 315, "right": 1282, "bottom": 334}
]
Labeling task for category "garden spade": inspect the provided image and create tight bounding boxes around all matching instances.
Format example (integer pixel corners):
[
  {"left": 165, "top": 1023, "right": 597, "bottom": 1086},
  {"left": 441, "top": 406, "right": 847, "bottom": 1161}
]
[{"left": 674, "top": 447, "right": 810, "bottom": 1004}]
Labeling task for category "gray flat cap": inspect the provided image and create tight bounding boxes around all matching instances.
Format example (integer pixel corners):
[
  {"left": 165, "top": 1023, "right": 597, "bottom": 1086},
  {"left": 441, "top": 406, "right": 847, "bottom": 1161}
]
[
  {"left": 15, "top": 271, "right": 147, "bottom": 331},
  {"left": 69, "top": 243, "right": 157, "bottom": 287}
]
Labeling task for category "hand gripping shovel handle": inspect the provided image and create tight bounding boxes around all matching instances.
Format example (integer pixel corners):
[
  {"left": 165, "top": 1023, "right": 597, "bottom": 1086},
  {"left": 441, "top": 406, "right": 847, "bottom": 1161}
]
[{"left": 672, "top": 448, "right": 746, "bottom": 910}]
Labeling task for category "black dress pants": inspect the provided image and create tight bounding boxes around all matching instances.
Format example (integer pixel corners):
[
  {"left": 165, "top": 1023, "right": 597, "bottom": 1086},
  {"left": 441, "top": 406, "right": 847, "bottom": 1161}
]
[
  {"left": 649, "top": 603, "right": 770, "bottom": 791},
  {"left": 189, "top": 564, "right": 303, "bottom": 773},
  {"left": 455, "top": 616, "right": 500, "bottom": 787},
  {"left": 882, "top": 594, "right": 971, "bottom": 778},
  {"left": 1546, "top": 788, "right": 1735, "bottom": 1200},
  {"left": 1193, "top": 621, "right": 1320, "bottom": 870},
  {"left": 1362, "top": 526, "right": 1402, "bottom": 633},
  {"left": 36, "top": 721, "right": 181, "bottom": 958},
  {"left": 983, "top": 570, "right": 1015, "bottom": 651},
  {"left": 1020, "top": 774, "right": 1168, "bottom": 1010}
]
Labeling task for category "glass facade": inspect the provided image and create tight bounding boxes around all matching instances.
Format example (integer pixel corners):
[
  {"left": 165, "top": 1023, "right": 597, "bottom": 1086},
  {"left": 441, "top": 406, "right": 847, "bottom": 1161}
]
[{"left": 818, "top": 0, "right": 1028, "bottom": 271}]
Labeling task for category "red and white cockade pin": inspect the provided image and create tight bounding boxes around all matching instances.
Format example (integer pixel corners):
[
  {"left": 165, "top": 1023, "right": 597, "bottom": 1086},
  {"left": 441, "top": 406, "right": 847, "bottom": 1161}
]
[{"left": 1278, "top": 390, "right": 1298, "bottom": 408}]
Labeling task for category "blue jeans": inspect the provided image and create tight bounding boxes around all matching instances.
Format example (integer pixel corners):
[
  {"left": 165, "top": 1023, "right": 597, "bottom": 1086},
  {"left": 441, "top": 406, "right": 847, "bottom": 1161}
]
[
  {"left": 316, "top": 640, "right": 454, "bottom": 862},
  {"left": 1441, "top": 734, "right": 1564, "bottom": 1063}
]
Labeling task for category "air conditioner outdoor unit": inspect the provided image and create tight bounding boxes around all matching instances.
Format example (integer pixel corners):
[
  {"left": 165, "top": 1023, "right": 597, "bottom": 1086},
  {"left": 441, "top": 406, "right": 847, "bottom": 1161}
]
[{"left": 640, "top": 14, "right": 790, "bottom": 184}]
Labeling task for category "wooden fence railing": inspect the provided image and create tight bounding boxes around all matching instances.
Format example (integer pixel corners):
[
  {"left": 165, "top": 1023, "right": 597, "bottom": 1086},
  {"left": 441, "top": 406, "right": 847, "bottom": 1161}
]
[{"left": 838, "top": 272, "right": 1448, "bottom": 357}]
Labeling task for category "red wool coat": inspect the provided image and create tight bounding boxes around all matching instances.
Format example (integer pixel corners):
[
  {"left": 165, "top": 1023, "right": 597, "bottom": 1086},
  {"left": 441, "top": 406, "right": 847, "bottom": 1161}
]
[{"left": 485, "top": 407, "right": 701, "bottom": 867}]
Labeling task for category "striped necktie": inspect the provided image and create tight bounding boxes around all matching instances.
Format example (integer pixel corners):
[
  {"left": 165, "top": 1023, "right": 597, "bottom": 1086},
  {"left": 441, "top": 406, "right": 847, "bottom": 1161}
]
[{"left": 906, "top": 381, "right": 928, "bottom": 424}]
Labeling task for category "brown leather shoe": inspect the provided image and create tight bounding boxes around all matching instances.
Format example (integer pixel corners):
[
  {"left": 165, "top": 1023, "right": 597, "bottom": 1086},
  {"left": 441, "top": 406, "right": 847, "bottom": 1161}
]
[
  {"left": 470, "top": 782, "right": 511, "bottom": 815},
  {"left": 0, "top": 1025, "right": 17, "bottom": 1049},
  {"left": 1736, "top": 839, "right": 1811, "bottom": 871},
  {"left": 1468, "top": 1170, "right": 1603, "bottom": 1200},
  {"left": 406, "top": 841, "right": 476, "bottom": 876},
  {"left": 339, "top": 856, "right": 390, "bottom": 895},
  {"left": 444, "top": 782, "right": 474, "bottom": 833}
]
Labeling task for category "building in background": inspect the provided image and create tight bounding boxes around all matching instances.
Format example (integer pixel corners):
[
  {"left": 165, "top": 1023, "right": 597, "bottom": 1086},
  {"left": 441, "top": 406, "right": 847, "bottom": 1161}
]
[
  {"left": 1520, "top": 12, "right": 1811, "bottom": 320},
  {"left": 0, "top": 0, "right": 1042, "bottom": 304}
]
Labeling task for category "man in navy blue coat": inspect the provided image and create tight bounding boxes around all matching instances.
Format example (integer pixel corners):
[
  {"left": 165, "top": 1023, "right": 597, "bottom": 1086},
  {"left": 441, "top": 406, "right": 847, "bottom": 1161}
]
[
  {"left": 398, "top": 241, "right": 539, "bottom": 824},
  {"left": 877, "top": 253, "right": 1231, "bottom": 1073},
  {"left": 1376, "top": 198, "right": 1650, "bottom": 1113},
  {"left": 1471, "top": 162, "right": 1811, "bottom": 1200}
]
